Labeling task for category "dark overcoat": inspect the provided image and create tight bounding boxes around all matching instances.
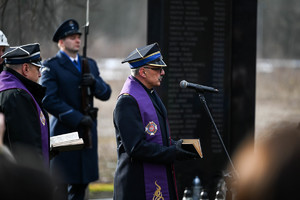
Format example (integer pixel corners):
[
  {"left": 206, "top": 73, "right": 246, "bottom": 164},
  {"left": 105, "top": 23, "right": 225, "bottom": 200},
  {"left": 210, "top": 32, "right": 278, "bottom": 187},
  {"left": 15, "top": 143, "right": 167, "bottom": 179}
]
[
  {"left": 113, "top": 78, "right": 177, "bottom": 200},
  {"left": 0, "top": 67, "right": 49, "bottom": 165},
  {"left": 40, "top": 51, "right": 111, "bottom": 184}
]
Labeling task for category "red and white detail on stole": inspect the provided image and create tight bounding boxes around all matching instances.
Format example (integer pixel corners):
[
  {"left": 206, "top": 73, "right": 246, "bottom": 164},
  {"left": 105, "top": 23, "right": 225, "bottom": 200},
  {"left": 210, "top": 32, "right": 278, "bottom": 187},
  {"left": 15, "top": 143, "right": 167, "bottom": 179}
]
[{"left": 145, "top": 121, "right": 158, "bottom": 136}]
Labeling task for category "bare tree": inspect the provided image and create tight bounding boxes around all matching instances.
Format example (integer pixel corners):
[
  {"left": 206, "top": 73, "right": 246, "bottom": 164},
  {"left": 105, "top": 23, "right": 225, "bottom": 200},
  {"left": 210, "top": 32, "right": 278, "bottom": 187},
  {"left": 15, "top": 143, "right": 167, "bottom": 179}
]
[
  {"left": 0, "top": 0, "right": 9, "bottom": 30},
  {"left": 0, "top": 0, "right": 146, "bottom": 58}
]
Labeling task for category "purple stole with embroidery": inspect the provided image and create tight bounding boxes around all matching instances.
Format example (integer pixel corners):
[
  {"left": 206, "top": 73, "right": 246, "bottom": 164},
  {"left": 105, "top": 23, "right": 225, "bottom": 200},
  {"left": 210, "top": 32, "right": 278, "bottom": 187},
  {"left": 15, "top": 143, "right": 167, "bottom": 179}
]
[
  {"left": 0, "top": 71, "right": 49, "bottom": 164},
  {"left": 120, "top": 76, "right": 170, "bottom": 200}
]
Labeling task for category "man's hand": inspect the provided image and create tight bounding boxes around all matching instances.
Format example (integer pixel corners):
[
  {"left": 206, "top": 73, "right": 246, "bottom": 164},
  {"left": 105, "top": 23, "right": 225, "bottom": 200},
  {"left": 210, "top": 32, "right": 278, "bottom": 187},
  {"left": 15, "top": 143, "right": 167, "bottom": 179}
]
[
  {"left": 0, "top": 113, "right": 5, "bottom": 146},
  {"left": 81, "top": 73, "right": 96, "bottom": 86},
  {"left": 49, "top": 148, "right": 59, "bottom": 160},
  {"left": 175, "top": 139, "right": 198, "bottom": 160},
  {"left": 79, "top": 115, "right": 93, "bottom": 128}
]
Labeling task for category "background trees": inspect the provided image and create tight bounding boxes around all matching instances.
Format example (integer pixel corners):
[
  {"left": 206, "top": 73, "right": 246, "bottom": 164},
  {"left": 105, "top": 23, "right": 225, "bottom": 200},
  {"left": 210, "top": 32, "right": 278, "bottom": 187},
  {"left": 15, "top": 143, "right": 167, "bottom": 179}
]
[{"left": 0, "top": 0, "right": 147, "bottom": 59}]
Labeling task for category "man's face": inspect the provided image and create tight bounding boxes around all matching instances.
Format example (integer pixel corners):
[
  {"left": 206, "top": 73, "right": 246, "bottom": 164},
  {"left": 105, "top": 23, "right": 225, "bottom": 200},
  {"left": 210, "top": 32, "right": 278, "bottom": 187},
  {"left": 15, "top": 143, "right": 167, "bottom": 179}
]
[
  {"left": 142, "top": 65, "right": 165, "bottom": 88},
  {"left": 0, "top": 46, "right": 6, "bottom": 64},
  {"left": 61, "top": 34, "right": 81, "bottom": 54},
  {"left": 26, "top": 64, "right": 41, "bottom": 83}
]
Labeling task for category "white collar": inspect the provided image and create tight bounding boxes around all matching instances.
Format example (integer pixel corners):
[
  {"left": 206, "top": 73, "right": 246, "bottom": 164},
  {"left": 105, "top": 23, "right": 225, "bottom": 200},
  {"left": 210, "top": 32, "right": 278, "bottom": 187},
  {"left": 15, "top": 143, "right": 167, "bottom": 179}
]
[{"left": 70, "top": 55, "right": 79, "bottom": 63}]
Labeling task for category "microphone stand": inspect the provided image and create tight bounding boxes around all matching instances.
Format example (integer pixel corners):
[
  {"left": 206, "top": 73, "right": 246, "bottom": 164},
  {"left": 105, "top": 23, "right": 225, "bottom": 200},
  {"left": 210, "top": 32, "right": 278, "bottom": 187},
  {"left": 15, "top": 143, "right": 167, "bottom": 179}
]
[{"left": 197, "top": 90, "right": 238, "bottom": 200}]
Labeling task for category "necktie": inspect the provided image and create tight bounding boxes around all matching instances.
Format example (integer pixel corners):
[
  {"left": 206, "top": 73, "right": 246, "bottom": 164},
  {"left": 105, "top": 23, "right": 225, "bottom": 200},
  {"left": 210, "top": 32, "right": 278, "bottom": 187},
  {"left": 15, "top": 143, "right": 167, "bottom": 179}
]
[{"left": 73, "top": 60, "right": 81, "bottom": 72}]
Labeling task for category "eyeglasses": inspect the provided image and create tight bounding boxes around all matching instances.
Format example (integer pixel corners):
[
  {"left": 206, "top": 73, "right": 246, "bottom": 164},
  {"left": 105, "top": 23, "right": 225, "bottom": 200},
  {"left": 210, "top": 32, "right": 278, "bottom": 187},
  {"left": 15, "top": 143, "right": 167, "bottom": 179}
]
[
  {"left": 144, "top": 67, "right": 164, "bottom": 73},
  {"left": 28, "top": 63, "right": 42, "bottom": 72}
]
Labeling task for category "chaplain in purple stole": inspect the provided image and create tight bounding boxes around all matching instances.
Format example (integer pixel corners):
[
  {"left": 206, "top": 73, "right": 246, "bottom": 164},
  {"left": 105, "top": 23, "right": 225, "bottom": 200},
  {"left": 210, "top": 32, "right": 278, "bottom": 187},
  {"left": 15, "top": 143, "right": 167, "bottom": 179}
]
[
  {"left": 113, "top": 43, "right": 198, "bottom": 200},
  {"left": 0, "top": 43, "right": 49, "bottom": 166}
]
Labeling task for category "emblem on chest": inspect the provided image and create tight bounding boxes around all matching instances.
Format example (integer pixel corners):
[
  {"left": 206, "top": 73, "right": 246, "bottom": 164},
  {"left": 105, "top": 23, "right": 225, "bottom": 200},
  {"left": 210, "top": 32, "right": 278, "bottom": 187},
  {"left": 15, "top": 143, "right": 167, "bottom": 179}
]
[
  {"left": 40, "top": 111, "right": 46, "bottom": 126},
  {"left": 145, "top": 121, "right": 158, "bottom": 136}
]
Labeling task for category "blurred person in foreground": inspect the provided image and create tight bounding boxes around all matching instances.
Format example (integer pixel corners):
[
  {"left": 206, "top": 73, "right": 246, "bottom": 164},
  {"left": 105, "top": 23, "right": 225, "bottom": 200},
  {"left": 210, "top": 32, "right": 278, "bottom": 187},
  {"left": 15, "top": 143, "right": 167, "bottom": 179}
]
[
  {"left": 227, "top": 122, "right": 300, "bottom": 200},
  {"left": 40, "top": 19, "right": 111, "bottom": 200},
  {"left": 0, "top": 43, "right": 49, "bottom": 168},
  {"left": 113, "top": 43, "right": 198, "bottom": 200},
  {"left": 0, "top": 113, "right": 14, "bottom": 162},
  {"left": 0, "top": 30, "right": 9, "bottom": 72},
  {"left": 0, "top": 112, "right": 55, "bottom": 200}
]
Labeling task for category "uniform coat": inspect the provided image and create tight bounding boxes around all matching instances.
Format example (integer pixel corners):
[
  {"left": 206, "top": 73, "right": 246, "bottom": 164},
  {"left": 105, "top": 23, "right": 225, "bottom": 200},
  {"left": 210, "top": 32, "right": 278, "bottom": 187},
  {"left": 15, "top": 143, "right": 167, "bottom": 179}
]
[
  {"left": 0, "top": 67, "right": 49, "bottom": 164},
  {"left": 113, "top": 77, "right": 177, "bottom": 200},
  {"left": 0, "top": 63, "right": 4, "bottom": 73},
  {"left": 41, "top": 51, "right": 111, "bottom": 183}
]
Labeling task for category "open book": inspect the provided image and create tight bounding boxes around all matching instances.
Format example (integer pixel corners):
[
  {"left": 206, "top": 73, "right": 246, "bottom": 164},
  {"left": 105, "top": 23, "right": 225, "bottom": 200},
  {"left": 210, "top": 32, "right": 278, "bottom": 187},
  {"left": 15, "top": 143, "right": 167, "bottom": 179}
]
[
  {"left": 182, "top": 139, "right": 203, "bottom": 158},
  {"left": 50, "top": 132, "right": 84, "bottom": 152}
]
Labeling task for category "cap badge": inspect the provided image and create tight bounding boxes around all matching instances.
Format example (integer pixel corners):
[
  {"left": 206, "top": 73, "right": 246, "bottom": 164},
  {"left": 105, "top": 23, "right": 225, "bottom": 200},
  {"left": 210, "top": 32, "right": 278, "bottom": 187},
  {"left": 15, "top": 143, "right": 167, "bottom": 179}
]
[
  {"left": 69, "top": 20, "right": 75, "bottom": 29},
  {"left": 145, "top": 121, "right": 158, "bottom": 136}
]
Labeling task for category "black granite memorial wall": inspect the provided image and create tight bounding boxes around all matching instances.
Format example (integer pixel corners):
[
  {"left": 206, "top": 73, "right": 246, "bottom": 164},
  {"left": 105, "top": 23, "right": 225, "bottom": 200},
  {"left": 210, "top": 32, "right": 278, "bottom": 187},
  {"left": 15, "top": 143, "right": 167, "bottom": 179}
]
[{"left": 148, "top": 0, "right": 256, "bottom": 199}]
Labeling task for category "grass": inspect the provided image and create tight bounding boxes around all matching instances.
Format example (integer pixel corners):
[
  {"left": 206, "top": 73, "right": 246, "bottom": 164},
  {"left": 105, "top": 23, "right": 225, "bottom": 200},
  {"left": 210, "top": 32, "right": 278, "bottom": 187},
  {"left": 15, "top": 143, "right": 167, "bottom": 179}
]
[
  {"left": 89, "top": 182, "right": 114, "bottom": 192},
  {"left": 88, "top": 182, "right": 114, "bottom": 199}
]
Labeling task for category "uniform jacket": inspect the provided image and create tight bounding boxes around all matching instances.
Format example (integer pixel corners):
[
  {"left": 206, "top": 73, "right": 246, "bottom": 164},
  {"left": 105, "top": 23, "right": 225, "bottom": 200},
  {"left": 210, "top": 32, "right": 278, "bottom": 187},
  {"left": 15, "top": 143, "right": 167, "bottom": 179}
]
[
  {"left": 113, "top": 76, "right": 177, "bottom": 200},
  {"left": 0, "top": 63, "right": 4, "bottom": 73},
  {"left": 0, "top": 67, "right": 49, "bottom": 165},
  {"left": 40, "top": 51, "right": 111, "bottom": 184}
]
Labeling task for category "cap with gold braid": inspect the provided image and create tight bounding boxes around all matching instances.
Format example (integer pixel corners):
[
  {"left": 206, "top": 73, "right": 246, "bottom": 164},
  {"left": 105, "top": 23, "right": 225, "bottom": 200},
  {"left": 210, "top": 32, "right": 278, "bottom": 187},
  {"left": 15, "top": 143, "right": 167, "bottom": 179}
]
[{"left": 122, "top": 43, "right": 167, "bottom": 69}]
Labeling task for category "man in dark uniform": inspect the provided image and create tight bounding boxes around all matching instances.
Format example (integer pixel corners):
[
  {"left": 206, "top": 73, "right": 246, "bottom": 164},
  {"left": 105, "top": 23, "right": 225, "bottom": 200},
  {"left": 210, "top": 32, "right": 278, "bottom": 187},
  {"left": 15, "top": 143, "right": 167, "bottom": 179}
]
[
  {"left": 113, "top": 43, "right": 198, "bottom": 200},
  {"left": 40, "top": 19, "right": 111, "bottom": 200},
  {"left": 0, "top": 43, "right": 49, "bottom": 167},
  {"left": 0, "top": 30, "right": 9, "bottom": 72}
]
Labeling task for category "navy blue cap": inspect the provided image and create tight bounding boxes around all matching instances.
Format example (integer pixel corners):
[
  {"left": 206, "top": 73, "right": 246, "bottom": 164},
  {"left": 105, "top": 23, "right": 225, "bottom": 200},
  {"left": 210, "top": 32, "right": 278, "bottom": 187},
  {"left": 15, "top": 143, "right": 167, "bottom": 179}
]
[
  {"left": 52, "top": 19, "right": 81, "bottom": 42},
  {"left": 2, "top": 43, "right": 42, "bottom": 67},
  {"left": 122, "top": 43, "right": 167, "bottom": 69}
]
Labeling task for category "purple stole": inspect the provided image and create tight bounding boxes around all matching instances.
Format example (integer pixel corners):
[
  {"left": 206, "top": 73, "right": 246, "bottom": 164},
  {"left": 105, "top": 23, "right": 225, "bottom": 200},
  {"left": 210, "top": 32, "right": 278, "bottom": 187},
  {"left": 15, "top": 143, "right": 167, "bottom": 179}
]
[
  {"left": 120, "top": 76, "right": 170, "bottom": 200},
  {"left": 0, "top": 71, "right": 49, "bottom": 164}
]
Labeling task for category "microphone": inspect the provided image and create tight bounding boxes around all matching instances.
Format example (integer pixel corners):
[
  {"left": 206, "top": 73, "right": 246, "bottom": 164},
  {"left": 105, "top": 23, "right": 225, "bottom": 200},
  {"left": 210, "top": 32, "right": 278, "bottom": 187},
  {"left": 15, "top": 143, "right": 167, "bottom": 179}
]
[{"left": 180, "top": 80, "right": 219, "bottom": 93}]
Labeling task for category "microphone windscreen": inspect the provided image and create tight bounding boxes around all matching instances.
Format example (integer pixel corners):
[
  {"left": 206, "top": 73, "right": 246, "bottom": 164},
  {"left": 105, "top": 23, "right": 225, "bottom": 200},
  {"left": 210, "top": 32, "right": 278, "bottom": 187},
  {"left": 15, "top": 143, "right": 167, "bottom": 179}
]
[{"left": 180, "top": 80, "right": 188, "bottom": 88}]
